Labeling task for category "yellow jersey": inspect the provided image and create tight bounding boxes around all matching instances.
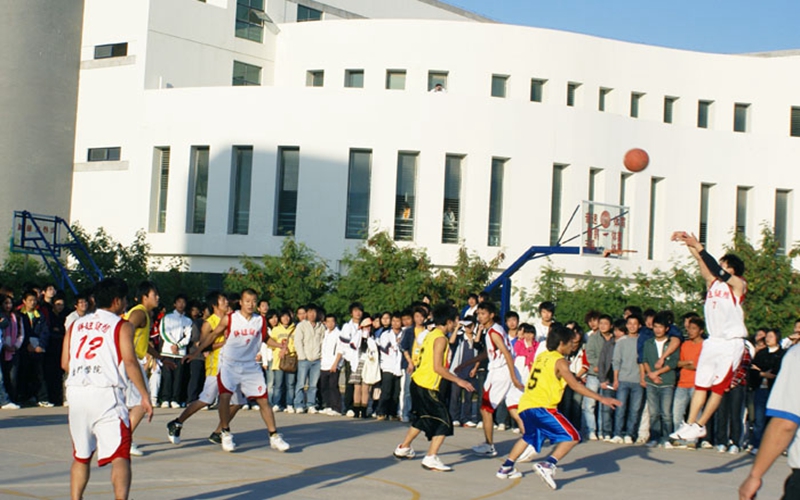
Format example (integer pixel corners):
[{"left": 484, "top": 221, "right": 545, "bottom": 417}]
[
  {"left": 270, "top": 323, "right": 296, "bottom": 370},
  {"left": 123, "top": 303, "right": 151, "bottom": 360},
  {"left": 518, "top": 350, "right": 566, "bottom": 412},
  {"left": 411, "top": 327, "right": 448, "bottom": 390},
  {"left": 411, "top": 326, "right": 426, "bottom": 367},
  {"left": 204, "top": 314, "right": 225, "bottom": 377}
]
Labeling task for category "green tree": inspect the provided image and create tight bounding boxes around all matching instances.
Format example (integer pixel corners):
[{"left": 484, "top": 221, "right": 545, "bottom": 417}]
[
  {"left": 728, "top": 226, "right": 800, "bottom": 334},
  {"left": 224, "top": 237, "right": 331, "bottom": 312},
  {"left": 69, "top": 224, "right": 149, "bottom": 291},
  {"left": 325, "top": 231, "right": 435, "bottom": 318},
  {"left": 432, "top": 247, "right": 504, "bottom": 302},
  {"left": 150, "top": 257, "right": 209, "bottom": 307},
  {"left": 0, "top": 253, "right": 50, "bottom": 293}
]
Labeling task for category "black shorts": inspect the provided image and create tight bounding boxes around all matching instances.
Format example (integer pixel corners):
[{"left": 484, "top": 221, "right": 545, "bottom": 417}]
[
  {"left": 784, "top": 469, "right": 800, "bottom": 500},
  {"left": 410, "top": 380, "right": 453, "bottom": 440}
]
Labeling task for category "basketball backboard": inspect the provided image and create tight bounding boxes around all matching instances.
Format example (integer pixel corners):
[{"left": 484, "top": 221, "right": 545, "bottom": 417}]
[{"left": 580, "top": 200, "right": 631, "bottom": 257}]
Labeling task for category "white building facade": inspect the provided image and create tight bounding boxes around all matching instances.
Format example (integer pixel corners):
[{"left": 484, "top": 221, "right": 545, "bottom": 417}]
[{"left": 71, "top": 0, "right": 799, "bottom": 288}]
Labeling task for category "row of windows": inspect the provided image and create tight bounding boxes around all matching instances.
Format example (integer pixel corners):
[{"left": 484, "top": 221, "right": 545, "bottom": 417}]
[
  {"left": 147, "top": 146, "right": 506, "bottom": 246},
  {"left": 549, "top": 166, "right": 794, "bottom": 257},
  {"left": 234, "top": 1, "right": 322, "bottom": 43},
  {"left": 302, "top": 67, "right": 800, "bottom": 136}
]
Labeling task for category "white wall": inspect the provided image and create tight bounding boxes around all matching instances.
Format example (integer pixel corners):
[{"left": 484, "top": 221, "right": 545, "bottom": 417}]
[{"left": 72, "top": 19, "right": 800, "bottom": 282}]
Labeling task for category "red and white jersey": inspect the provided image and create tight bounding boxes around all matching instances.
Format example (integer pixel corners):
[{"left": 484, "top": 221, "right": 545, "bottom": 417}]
[
  {"left": 220, "top": 311, "right": 265, "bottom": 366},
  {"left": 705, "top": 279, "right": 748, "bottom": 340},
  {"left": 485, "top": 323, "right": 513, "bottom": 371},
  {"left": 65, "top": 309, "right": 126, "bottom": 389}
]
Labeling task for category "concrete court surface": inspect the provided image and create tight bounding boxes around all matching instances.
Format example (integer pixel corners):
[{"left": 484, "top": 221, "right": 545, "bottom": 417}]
[{"left": 0, "top": 406, "right": 789, "bottom": 500}]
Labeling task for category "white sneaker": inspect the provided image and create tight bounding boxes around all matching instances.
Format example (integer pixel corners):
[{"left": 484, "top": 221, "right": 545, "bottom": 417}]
[
  {"left": 476, "top": 421, "right": 484, "bottom": 429},
  {"left": 533, "top": 462, "right": 557, "bottom": 490},
  {"left": 496, "top": 465, "right": 522, "bottom": 479},
  {"left": 38, "top": 401, "right": 54, "bottom": 408},
  {"left": 284, "top": 407, "right": 295, "bottom": 414},
  {"left": 715, "top": 444, "right": 727, "bottom": 453},
  {"left": 497, "top": 423, "right": 506, "bottom": 431},
  {"left": 221, "top": 431, "right": 236, "bottom": 452},
  {"left": 308, "top": 407, "right": 318, "bottom": 414},
  {"left": 160, "top": 402, "right": 170, "bottom": 408},
  {"left": 623, "top": 436, "right": 634, "bottom": 444},
  {"left": 472, "top": 443, "right": 498, "bottom": 457},
  {"left": 588, "top": 432, "right": 598, "bottom": 441},
  {"left": 170, "top": 401, "right": 181, "bottom": 409},
  {"left": 700, "top": 440, "right": 713, "bottom": 450},
  {"left": 452, "top": 420, "right": 461, "bottom": 427},
  {"left": 636, "top": 437, "right": 648, "bottom": 445},
  {"left": 327, "top": 409, "right": 341, "bottom": 416},
  {"left": 272, "top": 405, "right": 281, "bottom": 412},
  {"left": 464, "top": 421, "right": 477, "bottom": 428},
  {"left": 728, "top": 445, "right": 740, "bottom": 454},
  {"left": 610, "top": 436, "right": 624, "bottom": 444},
  {"left": 512, "top": 427, "right": 521, "bottom": 434},
  {"left": 393, "top": 444, "right": 416, "bottom": 459},
  {"left": 602, "top": 435, "right": 612, "bottom": 442},
  {"left": 252, "top": 404, "right": 260, "bottom": 410},
  {"left": 421, "top": 455, "right": 452, "bottom": 472},
  {"left": 670, "top": 422, "right": 706, "bottom": 442},
  {"left": 517, "top": 444, "right": 537, "bottom": 463},
  {"left": 240, "top": 405, "right": 249, "bottom": 411},
  {"left": 1, "top": 402, "right": 20, "bottom": 410},
  {"left": 646, "top": 440, "right": 659, "bottom": 448},
  {"left": 269, "top": 433, "right": 290, "bottom": 452},
  {"left": 345, "top": 409, "right": 355, "bottom": 417},
  {"left": 129, "top": 443, "right": 144, "bottom": 456}
]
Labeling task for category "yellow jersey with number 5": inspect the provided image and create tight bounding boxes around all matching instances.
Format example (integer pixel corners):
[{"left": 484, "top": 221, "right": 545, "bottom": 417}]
[{"left": 518, "top": 350, "right": 566, "bottom": 411}]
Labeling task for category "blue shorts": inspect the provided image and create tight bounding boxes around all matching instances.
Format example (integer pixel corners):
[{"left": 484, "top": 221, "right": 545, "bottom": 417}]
[{"left": 520, "top": 407, "right": 581, "bottom": 453}]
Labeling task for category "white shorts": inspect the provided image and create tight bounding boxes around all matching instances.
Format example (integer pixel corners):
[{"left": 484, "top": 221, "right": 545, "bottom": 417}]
[
  {"left": 198, "top": 375, "right": 245, "bottom": 405},
  {"left": 695, "top": 337, "right": 744, "bottom": 395},
  {"left": 481, "top": 366, "right": 522, "bottom": 412},
  {"left": 67, "top": 386, "right": 131, "bottom": 466},
  {"left": 218, "top": 362, "right": 267, "bottom": 400},
  {"left": 124, "top": 363, "right": 148, "bottom": 408}
]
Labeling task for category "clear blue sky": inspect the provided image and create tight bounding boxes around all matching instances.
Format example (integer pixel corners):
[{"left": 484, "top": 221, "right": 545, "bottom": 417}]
[{"left": 450, "top": 0, "right": 798, "bottom": 54}]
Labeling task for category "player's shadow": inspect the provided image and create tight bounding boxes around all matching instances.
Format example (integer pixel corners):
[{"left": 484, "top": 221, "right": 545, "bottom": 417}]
[
  {"left": 0, "top": 414, "right": 68, "bottom": 429},
  {"left": 549, "top": 446, "right": 673, "bottom": 488},
  {"left": 172, "top": 455, "right": 402, "bottom": 500},
  {"left": 697, "top": 453, "right": 754, "bottom": 474}
]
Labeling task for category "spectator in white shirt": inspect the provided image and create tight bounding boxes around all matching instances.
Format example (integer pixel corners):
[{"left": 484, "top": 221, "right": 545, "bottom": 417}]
[
  {"left": 159, "top": 294, "right": 193, "bottom": 408},
  {"left": 320, "top": 314, "right": 343, "bottom": 415},
  {"left": 376, "top": 312, "right": 404, "bottom": 420}
]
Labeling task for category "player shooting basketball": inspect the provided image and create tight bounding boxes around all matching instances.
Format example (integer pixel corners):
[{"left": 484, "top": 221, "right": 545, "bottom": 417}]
[{"left": 669, "top": 231, "right": 748, "bottom": 445}]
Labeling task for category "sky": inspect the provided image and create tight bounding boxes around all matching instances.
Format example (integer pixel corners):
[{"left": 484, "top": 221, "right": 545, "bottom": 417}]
[{"left": 449, "top": 0, "right": 798, "bottom": 54}]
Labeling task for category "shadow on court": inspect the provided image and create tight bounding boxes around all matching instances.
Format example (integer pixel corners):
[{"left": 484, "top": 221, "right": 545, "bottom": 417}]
[
  {"left": 697, "top": 453, "right": 754, "bottom": 474},
  {"left": 551, "top": 445, "right": 673, "bottom": 488},
  {"left": 0, "top": 413, "right": 68, "bottom": 429}
]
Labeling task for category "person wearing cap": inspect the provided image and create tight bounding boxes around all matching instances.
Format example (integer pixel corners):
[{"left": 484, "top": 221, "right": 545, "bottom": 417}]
[
  {"left": 448, "top": 316, "right": 478, "bottom": 426},
  {"left": 739, "top": 341, "right": 800, "bottom": 499}
]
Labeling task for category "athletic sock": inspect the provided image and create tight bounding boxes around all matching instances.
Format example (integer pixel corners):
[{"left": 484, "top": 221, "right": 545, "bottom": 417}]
[
  {"left": 545, "top": 455, "right": 558, "bottom": 466},
  {"left": 503, "top": 459, "right": 515, "bottom": 468},
  {"left": 222, "top": 427, "right": 230, "bottom": 433},
  {"left": 269, "top": 431, "right": 277, "bottom": 437}
]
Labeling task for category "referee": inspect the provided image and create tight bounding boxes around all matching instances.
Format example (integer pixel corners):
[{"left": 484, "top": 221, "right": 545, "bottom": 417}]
[{"left": 739, "top": 343, "right": 800, "bottom": 500}]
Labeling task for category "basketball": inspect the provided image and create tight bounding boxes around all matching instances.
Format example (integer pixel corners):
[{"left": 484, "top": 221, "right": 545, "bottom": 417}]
[{"left": 623, "top": 148, "right": 649, "bottom": 172}]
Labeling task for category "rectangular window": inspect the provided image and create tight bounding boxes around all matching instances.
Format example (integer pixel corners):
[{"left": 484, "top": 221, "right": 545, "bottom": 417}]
[
  {"left": 150, "top": 147, "right": 170, "bottom": 233},
  {"left": 664, "top": 96, "right": 677, "bottom": 124},
  {"left": 736, "top": 186, "right": 749, "bottom": 237},
  {"left": 775, "top": 190, "right": 790, "bottom": 255},
  {"left": 619, "top": 172, "right": 631, "bottom": 206},
  {"left": 232, "top": 61, "right": 261, "bottom": 86},
  {"left": 488, "top": 158, "right": 506, "bottom": 247},
  {"left": 647, "top": 177, "right": 662, "bottom": 260},
  {"left": 698, "top": 100, "right": 712, "bottom": 128},
  {"left": 630, "top": 92, "right": 644, "bottom": 118},
  {"left": 549, "top": 164, "right": 566, "bottom": 246},
  {"left": 386, "top": 70, "right": 406, "bottom": 90},
  {"left": 699, "top": 183, "right": 712, "bottom": 246},
  {"left": 87, "top": 147, "right": 121, "bottom": 162},
  {"left": 567, "top": 82, "right": 581, "bottom": 107},
  {"left": 442, "top": 155, "right": 463, "bottom": 244},
  {"left": 598, "top": 88, "right": 612, "bottom": 111},
  {"left": 345, "top": 69, "right": 364, "bottom": 88},
  {"left": 297, "top": 4, "right": 322, "bottom": 21},
  {"left": 235, "top": 0, "right": 265, "bottom": 43},
  {"left": 94, "top": 42, "right": 128, "bottom": 59},
  {"left": 229, "top": 146, "right": 253, "bottom": 235},
  {"left": 589, "top": 168, "right": 603, "bottom": 202},
  {"left": 345, "top": 149, "right": 372, "bottom": 239},
  {"left": 393, "top": 152, "right": 417, "bottom": 241},
  {"left": 428, "top": 71, "right": 448, "bottom": 91},
  {"left": 530, "top": 79, "right": 546, "bottom": 103},
  {"left": 187, "top": 146, "right": 210, "bottom": 234},
  {"left": 791, "top": 107, "right": 800, "bottom": 137},
  {"left": 491, "top": 75, "right": 508, "bottom": 98},
  {"left": 734, "top": 103, "right": 749, "bottom": 133},
  {"left": 274, "top": 147, "right": 300, "bottom": 236},
  {"left": 306, "top": 70, "right": 324, "bottom": 87}
]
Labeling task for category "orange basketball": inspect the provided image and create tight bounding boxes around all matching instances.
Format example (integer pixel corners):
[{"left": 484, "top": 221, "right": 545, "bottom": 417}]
[{"left": 623, "top": 148, "right": 649, "bottom": 172}]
